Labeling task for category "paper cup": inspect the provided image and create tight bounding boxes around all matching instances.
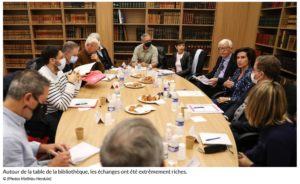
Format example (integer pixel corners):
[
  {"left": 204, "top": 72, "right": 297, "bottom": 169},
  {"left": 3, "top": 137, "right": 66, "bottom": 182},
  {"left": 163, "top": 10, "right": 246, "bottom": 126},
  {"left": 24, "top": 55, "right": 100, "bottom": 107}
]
[{"left": 75, "top": 127, "right": 84, "bottom": 140}]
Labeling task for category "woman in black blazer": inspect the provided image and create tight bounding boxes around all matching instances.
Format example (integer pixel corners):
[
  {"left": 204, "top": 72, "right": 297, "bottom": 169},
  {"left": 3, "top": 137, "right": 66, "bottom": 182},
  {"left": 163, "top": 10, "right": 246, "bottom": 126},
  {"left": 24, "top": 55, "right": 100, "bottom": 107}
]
[{"left": 170, "top": 40, "right": 192, "bottom": 78}]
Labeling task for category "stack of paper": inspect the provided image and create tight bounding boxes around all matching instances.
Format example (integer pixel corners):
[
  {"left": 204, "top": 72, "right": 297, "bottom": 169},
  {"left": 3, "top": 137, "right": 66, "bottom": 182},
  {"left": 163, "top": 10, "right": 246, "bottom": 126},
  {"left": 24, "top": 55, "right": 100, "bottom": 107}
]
[
  {"left": 70, "top": 142, "right": 100, "bottom": 165},
  {"left": 199, "top": 133, "right": 232, "bottom": 145},
  {"left": 74, "top": 62, "right": 96, "bottom": 76},
  {"left": 102, "top": 74, "right": 116, "bottom": 81},
  {"left": 69, "top": 98, "right": 98, "bottom": 108},
  {"left": 176, "top": 90, "right": 205, "bottom": 97},
  {"left": 192, "top": 75, "right": 210, "bottom": 85},
  {"left": 187, "top": 104, "right": 224, "bottom": 114}
]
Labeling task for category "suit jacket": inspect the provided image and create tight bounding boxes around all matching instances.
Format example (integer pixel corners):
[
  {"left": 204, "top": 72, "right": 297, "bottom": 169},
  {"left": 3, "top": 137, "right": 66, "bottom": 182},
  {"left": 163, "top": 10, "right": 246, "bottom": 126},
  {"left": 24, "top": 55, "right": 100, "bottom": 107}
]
[
  {"left": 76, "top": 49, "right": 105, "bottom": 73},
  {"left": 205, "top": 55, "right": 237, "bottom": 86},
  {"left": 170, "top": 52, "right": 192, "bottom": 78},
  {"left": 192, "top": 50, "right": 207, "bottom": 77},
  {"left": 97, "top": 47, "right": 113, "bottom": 70}
]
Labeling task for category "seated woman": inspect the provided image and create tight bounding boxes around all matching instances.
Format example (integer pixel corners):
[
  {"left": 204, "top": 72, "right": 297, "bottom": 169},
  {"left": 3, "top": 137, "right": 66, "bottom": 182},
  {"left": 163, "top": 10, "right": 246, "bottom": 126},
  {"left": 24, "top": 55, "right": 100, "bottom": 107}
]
[
  {"left": 88, "top": 33, "right": 113, "bottom": 70},
  {"left": 213, "top": 47, "right": 255, "bottom": 111},
  {"left": 169, "top": 40, "right": 192, "bottom": 78},
  {"left": 38, "top": 46, "right": 81, "bottom": 143},
  {"left": 239, "top": 81, "right": 296, "bottom": 167}
]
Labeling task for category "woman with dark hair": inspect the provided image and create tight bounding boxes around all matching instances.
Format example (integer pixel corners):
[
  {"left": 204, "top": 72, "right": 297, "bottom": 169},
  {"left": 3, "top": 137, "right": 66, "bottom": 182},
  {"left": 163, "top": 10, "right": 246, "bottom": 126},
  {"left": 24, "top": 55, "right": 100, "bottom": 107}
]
[
  {"left": 38, "top": 46, "right": 81, "bottom": 143},
  {"left": 213, "top": 47, "right": 255, "bottom": 111},
  {"left": 169, "top": 40, "right": 192, "bottom": 78}
]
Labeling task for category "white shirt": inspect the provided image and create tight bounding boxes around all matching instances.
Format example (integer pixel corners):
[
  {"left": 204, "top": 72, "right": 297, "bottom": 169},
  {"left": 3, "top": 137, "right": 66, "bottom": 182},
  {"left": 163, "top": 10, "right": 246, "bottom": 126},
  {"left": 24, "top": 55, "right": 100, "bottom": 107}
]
[{"left": 175, "top": 53, "right": 184, "bottom": 72}]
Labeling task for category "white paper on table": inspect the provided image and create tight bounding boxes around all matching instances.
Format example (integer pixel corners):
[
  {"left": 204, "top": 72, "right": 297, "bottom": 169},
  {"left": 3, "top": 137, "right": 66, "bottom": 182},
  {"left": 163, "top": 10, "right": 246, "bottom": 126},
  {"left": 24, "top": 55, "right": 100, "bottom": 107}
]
[
  {"left": 70, "top": 142, "right": 100, "bottom": 165},
  {"left": 74, "top": 62, "right": 96, "bottom": 76},
  {"left": 199, "top": 133, "right": 232, "bottom": 145},
  {"left": 78, "top": 108, "right": 92, "bottom": 111},
  {"left": 157, "top": 69, "right": 175, "bottom": 75},
  {"left": 69, "top": 98, "right": 98, "bottom": 108},
  {"left": 192, "top": 75, "right": 210, "bottom": 85},
  {"left": 187, "top": 104, "right": 224, "bottom": 114},
  {"left": 135, "top": 105, "right": 155, "bottom": 113},
  {"left": 185, "top": 157, "right": 201, "bottom": 167},
  {"left": 110, "top": 68, "right": 120, "bottom": 72},
  {"left": 176, "top": 90, "right": 205, "bottom": 97},
  {"left": 190, "top": 116, "right": 207, "bottom": 123},
  {"left": 155, "top": 99, "right": 165, "bottom": 105},
  {"left": 102, "top": 74, "right": 116, "bottom": 81}
]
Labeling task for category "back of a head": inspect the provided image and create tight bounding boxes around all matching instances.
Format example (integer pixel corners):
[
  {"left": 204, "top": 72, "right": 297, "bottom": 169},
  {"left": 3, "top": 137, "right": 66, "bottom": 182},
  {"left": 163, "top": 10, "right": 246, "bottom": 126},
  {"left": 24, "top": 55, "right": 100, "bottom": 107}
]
[
  {"left": 256, "top": 55, "right": 281, "bottom": 82},
  {"left": 62, "top": 41, "right": 79, "bottom": 53},
  {"left": 88, "top": 32, "right": 101, "bottom": 41},
  {"left": 6, "top": 69, "right": 50, "bottom": 101},
  {"left": 40, "top": 45, "right": 60, "bottom": 66},
  {"left": 100, "top": 118, "right": 163, "bottom": 167}
]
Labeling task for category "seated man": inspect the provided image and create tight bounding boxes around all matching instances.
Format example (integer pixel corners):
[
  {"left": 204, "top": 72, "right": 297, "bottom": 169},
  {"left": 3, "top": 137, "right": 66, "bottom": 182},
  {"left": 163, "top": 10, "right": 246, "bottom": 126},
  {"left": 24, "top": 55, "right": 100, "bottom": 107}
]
[
  {"left": 191, "top": 39, "right": 237, "bottom": 97},
  {"left": 131, "top": 33, "right": 158, "bottom": 68},
  {"left": 76, "top": 36, "right": 105, "bottom": 73},
  {"left": 62, "top": 41, "right": 80, "bottom": 73},
  {"left": 100, "top": 118, "right": 164, "bottom": 167},
  {"left": 3, "top": 70, "right": 70, "bottom": 167}
]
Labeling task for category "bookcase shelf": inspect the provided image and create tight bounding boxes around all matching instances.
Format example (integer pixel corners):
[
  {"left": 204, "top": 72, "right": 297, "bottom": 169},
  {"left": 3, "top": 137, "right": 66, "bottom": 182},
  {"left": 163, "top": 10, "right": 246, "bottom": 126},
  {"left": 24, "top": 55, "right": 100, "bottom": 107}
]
[
  {"left": 3, "top": 2, "right": 98, "bottom": 74},
  {"left": 255, "top": 2, "right": 297, "bottom": 80},
  {"left": 113, "top": 2, "right": 216, "bottom": 67}
]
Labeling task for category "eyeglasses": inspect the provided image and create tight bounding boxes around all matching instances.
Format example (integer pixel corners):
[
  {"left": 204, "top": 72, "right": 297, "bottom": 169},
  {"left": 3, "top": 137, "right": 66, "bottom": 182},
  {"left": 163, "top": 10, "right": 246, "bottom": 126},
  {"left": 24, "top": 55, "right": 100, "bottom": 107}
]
[{"left": 218, "top": 47, "right": 230, "bottom": 51}]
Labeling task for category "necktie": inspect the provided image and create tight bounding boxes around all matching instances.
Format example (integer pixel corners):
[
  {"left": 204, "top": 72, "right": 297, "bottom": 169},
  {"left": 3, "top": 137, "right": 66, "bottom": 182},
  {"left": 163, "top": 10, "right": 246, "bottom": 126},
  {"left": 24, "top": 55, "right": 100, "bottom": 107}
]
[
  {"left": 233, "top": 102, "right": 246, "bottom": 121},
  {"left": 213, "top": 59, "right": 225, "bottom": 78}
]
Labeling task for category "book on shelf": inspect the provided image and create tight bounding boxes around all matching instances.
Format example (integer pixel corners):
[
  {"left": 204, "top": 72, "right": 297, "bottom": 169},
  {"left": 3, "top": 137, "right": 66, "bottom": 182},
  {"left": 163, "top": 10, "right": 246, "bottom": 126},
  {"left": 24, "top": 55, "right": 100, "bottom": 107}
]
[
  {"left": 4, "top": 43, "right": 32, "bottom": 53},
  {"left": 30, "top": 2, "right": 61, "bottom": 8},
  {"left": 114, "top": 25, "right": 128, "bottom": 41},
  {"left": 32, "top": 15, "right": 62, "bottom": 24},
  {"left": 118, "top": 9, "right": 125, "bottom": 24},
  {"left": 64, "top": 2, "right": 95, "bottom": 8},
  {"left": 4, "top": 15, "right": 29, "bottom": 24},
  {"left": 66, "top": 26, "right": 96, "bottom": 38},
  {"left": 136, "top": 27, "right": 145, "bottom": 40},
  {"left": 34, "top": 30, "right": 63, "bottom": 38},
  {"left": 256, "top": 33, "right": 276, "bottom": 46},
  {"left": 261, "top": 2, "right": 283, "bottom": 8},
  {"left": 4, "top": 30, "right": 31, "bottom": 39},
  {"left": 184, "top": 2, "right": 216, "bottom": 9},
  {"left": 259, "top": 16, "right": 280, "bottom": 27},
  {"left": 286, "top": 35, "right": 296, "bottom": 51},
  {"left": 149, "top": 12, "right": 180, "bottom": 24},
  {"left": 65, "top": 13, "right": 95, "bottom": 24},
  {"left": 276, "top": 55, "right": 296, "bottom": 74},
  {"left": 148, "top": 2, "right": 181, "bottom": 9},
  {"left": 4, "top": 2, "right": 27, "bottom": 9},
  {"left": 183, "top": 28, "right": 212, "bottom": 39},
  {"left": 277, "top": 31, "right": 296, "bottom": 49},
  {"left": 113, "top": 2, "right": 146, "bottom": 8}
]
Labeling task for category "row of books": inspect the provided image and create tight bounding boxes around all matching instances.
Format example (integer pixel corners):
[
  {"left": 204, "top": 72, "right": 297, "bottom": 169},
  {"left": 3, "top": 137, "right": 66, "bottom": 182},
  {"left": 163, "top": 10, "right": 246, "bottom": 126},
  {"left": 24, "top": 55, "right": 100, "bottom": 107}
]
[
  {"left": 32, "top": 15, "right": 62, "bottom": 24},
  {"left": 113, "top": 9, "right": 125, "bottom": 24},
  {"left": 182, "top": 29, "right": 212, "bottom": 40},
  {"left": 186, "top": 43, "right": 212, "bottom": 55},
  {"left": 4, "top": 2, "right": 27, "bottom": 9},
  {"left": 277, "top": 31, "right": 296, "bottom": 51},
  {"left": 256, "top": 33, "right": 276, "bottom": 46},
  {"left": 184, "top": 2, "right": 216, "bottom": 9},
  {"left": 148, "top": 27, "right": 179, "bottom": 39},
  {"left": 66, "top": 26, "right": 96, "bottom": 38},
  {"left": 286, "top": 2, "right": 296, "bottom": 7},
  {"left": 4, "top": 44, "right": 32, "bottom": 53},
  {"left": 148, "top": 12, "right": 180, "bottom": 24},
  {"left": 113, "top": 2, "right": 146, "bottom": 8},
  {"left": 64, "top": 2, "right": 95, "bottom": 8},
  {"left": 4, "top": 30, "right": 31, "bottom": 39},
  {"left": 34, "top": 30, "right": 63, "bottom": 38},
  {"left": 261, "top": 2, "right": 283, "bottom": 8},
  {"left": 259, "top": 16, "right": 280, "bottom": 27},
  {"left": 114, "top": 45, "right": 137, "bottom": 53},
  {"left": 281, "top": 15, "right": 296, "bottom": 29},
  {"left": 30, "top": 2, "right": 61, "bottom": 8},
  {"left": 276, "top": 55, "right": 296, "bottom": 74},
  {"left": 114, "top": 26, "right": 127, "bottom": 41},
  {"left": 183, "top": 13, "right": 214, "bottom": 24},
  {"left": 5, "top": 58, "right": 29, "bottom": 65},
  {"left": 148, "top": 2, "right": 181, "bottom": 9},
  {"left": 136, "top": 27, "right": 145, "bottom": 40},
  {"left": 4, "top": 15, "right": 29, "bottom": 24},
  {"left": 35, "top": 44, "right": 62, "bottom": 53},
  {"left": 65, "top": 13, "right": 96, "bottom": 24}
]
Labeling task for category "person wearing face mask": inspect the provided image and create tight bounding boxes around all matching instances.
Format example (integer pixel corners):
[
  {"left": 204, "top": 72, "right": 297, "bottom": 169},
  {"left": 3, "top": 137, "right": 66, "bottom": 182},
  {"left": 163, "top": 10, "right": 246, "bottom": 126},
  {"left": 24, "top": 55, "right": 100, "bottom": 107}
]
[
  {"left": 169, "top": 40, "right": 192, "bottom": 78},
  {"left": 3, "top": 70, "right": 71, "bottom": 167},
  {"left": 76, "top": 36, "right": 105, "bottom": 73},
  {"left": 38, "top": 46, "right": 82, "bottom": 143},
  {"left": 131, "top": 33, "right": 158, "bottom": 68},
  {"left": 228, "top": 55, "right": 296, "bottom": 152},
  {"left": 62, "top": 41, "right": 80, "bottom": 73}
]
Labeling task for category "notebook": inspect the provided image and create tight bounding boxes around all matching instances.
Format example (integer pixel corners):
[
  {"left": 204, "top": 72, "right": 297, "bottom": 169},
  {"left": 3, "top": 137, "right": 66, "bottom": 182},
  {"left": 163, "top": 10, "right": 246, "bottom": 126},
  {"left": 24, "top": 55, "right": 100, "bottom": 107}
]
[
  {"left": 70, "top": 142, "right": 100, "bottom": 165},
  {"left": 69, "top": 98, "right": 98, "bottom": 108}
]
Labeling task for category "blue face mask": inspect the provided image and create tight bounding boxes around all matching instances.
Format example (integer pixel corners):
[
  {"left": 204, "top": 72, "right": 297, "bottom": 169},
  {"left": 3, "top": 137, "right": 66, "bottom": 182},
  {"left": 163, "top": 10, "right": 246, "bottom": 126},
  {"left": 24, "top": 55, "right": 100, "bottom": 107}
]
[{"left": 70, "top": 56, "right": 78, "bottom": 64}]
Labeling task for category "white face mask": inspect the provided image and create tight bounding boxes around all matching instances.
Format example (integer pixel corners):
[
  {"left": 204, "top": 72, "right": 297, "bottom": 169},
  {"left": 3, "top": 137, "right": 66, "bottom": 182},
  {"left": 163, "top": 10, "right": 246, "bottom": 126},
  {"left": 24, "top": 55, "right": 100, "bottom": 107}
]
[
  {"left": 251, "top": 72, "right": 258, "bottom": 84},
  {"left": 57, "top": 58, "right": 66, "bottom": 71},
  {"left": 70, "top": 56, "right": 78, "bottom": 64}
]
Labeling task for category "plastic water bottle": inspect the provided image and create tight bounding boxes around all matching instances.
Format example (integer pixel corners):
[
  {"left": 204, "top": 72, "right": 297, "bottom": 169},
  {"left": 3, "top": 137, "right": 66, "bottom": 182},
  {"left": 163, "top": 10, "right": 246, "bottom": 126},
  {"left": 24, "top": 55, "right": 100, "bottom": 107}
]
[
  {"left": 175, "top": 113, "right": 184, "bottom": 135},
  {"left": 147, "top": 64, "right": 153, "bottom": 76},
  {"left": 171, "top": 92, "right": 179, "bottom": 112},
  {"left": 107, "top": 98, "right": 116, "bottom": 123},
  {"left": 168, "top": 135, "right": 179, "bottom": 166},
  {"left": 115, "top": 94, "right": 123, "bottom": 111},
  {"left": 118, "top": 71, "right": 125, "bottom": 88},
  {"left": 163, "top": 81, "right": 169, "bottom": 98}
]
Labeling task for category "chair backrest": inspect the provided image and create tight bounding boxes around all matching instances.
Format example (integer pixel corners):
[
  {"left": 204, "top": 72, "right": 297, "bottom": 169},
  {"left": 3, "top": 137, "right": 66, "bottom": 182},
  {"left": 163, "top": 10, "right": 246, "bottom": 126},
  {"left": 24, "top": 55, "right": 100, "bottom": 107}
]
[
  {"left": 191, "top": 49, "right": 207, "bottom": 76},
  {"left": 156, "top": 46, "right": 167, "bottom": 69}
]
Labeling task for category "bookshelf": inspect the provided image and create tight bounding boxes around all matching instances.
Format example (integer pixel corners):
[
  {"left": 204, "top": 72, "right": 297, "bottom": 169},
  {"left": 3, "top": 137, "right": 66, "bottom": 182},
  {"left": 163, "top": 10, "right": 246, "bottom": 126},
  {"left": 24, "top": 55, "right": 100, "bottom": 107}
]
[
  {"left": 112, "top": 2, "right": 216, "bottom": 69},
  {"left": 3, "top": 2, "right": 97, "bottom": 74},
  {"left": 255, "top": 2, "right": 296, "bottom": 79}
]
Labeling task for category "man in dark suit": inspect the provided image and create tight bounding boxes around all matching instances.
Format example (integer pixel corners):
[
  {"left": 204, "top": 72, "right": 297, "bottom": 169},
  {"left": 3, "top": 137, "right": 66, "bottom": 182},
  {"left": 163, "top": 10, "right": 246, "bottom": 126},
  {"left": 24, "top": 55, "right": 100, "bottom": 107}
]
[{"left": 191, "top": 39, "right": 237, "bottom": 97}]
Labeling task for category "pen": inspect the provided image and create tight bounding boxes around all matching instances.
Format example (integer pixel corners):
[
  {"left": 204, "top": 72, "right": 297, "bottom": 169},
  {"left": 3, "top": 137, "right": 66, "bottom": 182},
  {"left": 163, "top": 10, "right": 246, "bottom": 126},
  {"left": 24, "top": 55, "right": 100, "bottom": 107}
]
[
  {"left": 205, "top": 137, "right": 220, "bottom": 141},
  {"left": 75, "top": 102, "right": 88, "bottom": 105},
  {"left": 194, "top": 106, "right": 204, "bottom": 109}
]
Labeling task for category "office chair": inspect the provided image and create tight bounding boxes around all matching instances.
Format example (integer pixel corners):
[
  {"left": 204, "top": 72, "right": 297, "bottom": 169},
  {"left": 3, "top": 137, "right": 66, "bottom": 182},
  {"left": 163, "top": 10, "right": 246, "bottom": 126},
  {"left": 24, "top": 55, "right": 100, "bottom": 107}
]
[{"left": 187, "top": 49, "right": 207, "bottom": 80}]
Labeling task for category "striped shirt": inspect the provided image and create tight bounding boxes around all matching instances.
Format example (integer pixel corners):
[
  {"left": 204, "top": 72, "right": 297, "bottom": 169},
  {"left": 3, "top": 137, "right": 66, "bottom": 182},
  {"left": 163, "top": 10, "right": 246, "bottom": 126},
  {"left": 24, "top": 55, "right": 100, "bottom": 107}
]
[{"left": 39, "top": 66, "right": 81, "bottom": 114}]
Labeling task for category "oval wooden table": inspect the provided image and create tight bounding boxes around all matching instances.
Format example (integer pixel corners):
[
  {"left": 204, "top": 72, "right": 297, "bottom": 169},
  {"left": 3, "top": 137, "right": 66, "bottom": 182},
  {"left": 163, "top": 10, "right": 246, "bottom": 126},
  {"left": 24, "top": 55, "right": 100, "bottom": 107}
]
[{"left": 56, "top": 70, "right": 238, "bottom": 167}]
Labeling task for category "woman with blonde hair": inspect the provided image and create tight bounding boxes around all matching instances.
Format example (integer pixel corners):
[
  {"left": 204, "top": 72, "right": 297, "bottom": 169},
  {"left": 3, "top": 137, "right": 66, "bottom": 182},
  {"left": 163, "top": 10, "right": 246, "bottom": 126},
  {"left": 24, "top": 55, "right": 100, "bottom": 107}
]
[{"left": 238, "top": 80, "right": 296, "bottom": 167}]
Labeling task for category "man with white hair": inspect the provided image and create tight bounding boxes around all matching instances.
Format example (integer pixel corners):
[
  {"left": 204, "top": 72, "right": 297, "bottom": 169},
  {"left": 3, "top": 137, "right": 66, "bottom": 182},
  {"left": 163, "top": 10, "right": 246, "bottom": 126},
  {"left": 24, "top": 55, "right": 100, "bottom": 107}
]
[
  {"left": 192, "top": 39, "right": 237, "bottom": 97},
  {"left": 76, "top": 36, "right": 105, "bottom": 73},
  {"left": 131, "top": 33, "right": 158, "bottom": 68}
]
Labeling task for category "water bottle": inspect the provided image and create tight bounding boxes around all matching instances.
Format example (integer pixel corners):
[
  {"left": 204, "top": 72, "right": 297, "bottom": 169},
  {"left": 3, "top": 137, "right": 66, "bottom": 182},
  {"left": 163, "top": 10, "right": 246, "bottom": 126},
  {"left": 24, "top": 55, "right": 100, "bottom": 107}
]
[
  {"left": 115, "top": 94, "right": 123, "bottom": 111},
  {"left": 175, "top": 113, "right": 184, "bottom": 135},
  {"left": 147, "top": 64, "right": 153, "bottom": 76},
  {"left": 163, "top": 123, "right": 174, "bottom": 160},
  {"left": 163, "top": 81, "right": 169, "bottom": 98},
  {"left": 168, "top": 135, "right": 179, "bottom": 166},
  {"left": 171, "top": 92, "right": 179, "bottom": 112},
  {"left": 118, "top": 70, "right": 125, "bottom": 88},
  {"left": 107, "top": 98, "right": 116, "bottom": 123}
]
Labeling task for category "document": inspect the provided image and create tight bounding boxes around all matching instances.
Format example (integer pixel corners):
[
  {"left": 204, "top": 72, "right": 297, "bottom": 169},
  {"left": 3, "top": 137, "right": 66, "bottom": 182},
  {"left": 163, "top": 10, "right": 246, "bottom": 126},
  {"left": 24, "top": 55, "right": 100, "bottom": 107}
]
[
  {"left": 102, "top": 74, "right": 116, "bottom": 81},
  {"left": 176, "top": 90, "right": 205, "bottom": 97},
  {"left": 70, "top": 142, "right": 100, "bottom": 165},
  {"left": 74, "top": 62, "right": 96, "bottom": 76},
  {"left": 190, "top": 116, "right": 207, "bottom": 123},
  {"left": 199, "top": 132, "right": 232, "bottom": 145},
  {"left": 69, "top": 98, "right": 98, "bottom": 108},
  {"left": 187, "top": 104, "right": 224, "bottom": 114},
  {"left": 192, "top": 75, "right": 210, "bottom": 85},
  {"left": 157, "top": 69, "right": 175, "bottom": 75}
]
